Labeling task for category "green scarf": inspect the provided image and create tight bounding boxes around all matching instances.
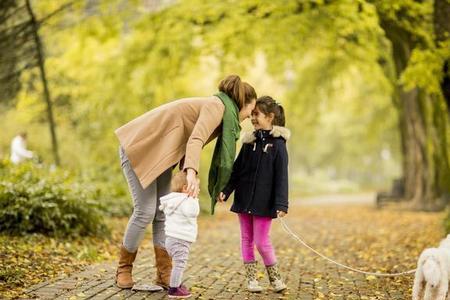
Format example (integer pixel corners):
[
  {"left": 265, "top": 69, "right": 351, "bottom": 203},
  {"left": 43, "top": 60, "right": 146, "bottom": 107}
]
[{"left": 208, "top": 92, "right": 241, "bottom": 214}]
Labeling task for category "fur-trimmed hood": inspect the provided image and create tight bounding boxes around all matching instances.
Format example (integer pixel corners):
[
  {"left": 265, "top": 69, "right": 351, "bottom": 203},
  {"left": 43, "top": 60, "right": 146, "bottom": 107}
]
[{"left": 241, "top": 126, "right": 291, "bottom": 144}]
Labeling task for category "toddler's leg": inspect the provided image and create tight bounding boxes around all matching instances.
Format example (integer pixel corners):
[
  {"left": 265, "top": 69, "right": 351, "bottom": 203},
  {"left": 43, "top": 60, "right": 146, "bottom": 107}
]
[
  {"left": 165, "top": 237, "right": 191, "bottom": 288},
  {"left": 238, "top": 213, "right": 255, "bottom": 263},
  {"left": 253, "top": 215, "right": 276, "bottom": 266}
]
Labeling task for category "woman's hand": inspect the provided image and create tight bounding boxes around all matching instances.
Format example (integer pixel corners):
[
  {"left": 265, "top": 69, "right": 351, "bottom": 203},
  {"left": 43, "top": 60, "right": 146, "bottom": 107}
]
[
  {"left": 277, "top": 210, "right": 286, "bottom": 218},
  {"left": 217, "top": 192, "right": 226, "bottom": 203},
  {"left": 185, "top": 168, "right": 200, "bottom": 197}
]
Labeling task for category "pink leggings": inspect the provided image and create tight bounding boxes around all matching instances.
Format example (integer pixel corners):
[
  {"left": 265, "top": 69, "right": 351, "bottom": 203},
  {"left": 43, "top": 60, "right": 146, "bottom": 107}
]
[{"left": 238, "top": 213, "right": 277, "bottom": 266}]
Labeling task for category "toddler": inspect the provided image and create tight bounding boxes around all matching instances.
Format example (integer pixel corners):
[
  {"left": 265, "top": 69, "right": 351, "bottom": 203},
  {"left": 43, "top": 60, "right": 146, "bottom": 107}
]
[{"left": 159, "top": 171, "right": 200, "bottom": 299}]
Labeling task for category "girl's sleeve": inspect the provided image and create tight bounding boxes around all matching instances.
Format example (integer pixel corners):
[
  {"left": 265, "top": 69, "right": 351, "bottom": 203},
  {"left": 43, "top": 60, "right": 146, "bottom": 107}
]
[
  {"left": 273, "top": 141, "right": 289, "bottom": 213},
  {"left": 221, "top": 146, "right": 245, "bottom": 200}
]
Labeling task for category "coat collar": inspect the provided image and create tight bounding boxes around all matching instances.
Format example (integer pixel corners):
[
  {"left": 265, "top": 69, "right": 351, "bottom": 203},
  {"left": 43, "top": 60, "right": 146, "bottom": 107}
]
[{"left": 241, "top": 126, "right": 291, "bottom": 144}]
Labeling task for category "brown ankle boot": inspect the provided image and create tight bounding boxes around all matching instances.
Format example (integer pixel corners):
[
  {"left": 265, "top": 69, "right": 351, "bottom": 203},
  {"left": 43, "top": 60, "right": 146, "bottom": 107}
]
[
  {"left": 154, "top": 245, "right": 172, "bottom": 289},
  {"left": 116, "top": 245, "right": 137, "bottom": 288}
]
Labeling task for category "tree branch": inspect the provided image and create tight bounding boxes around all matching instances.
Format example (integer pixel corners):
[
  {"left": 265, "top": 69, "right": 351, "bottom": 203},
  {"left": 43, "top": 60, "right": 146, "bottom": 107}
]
[{"left": 37, "top": 0, "right": 80, "bottom": 25}]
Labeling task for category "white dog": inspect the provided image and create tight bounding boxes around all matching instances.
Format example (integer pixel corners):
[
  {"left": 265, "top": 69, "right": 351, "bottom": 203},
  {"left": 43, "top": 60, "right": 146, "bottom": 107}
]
[{"left": 412, "top": 234, "right": 450, "bottom": 300}]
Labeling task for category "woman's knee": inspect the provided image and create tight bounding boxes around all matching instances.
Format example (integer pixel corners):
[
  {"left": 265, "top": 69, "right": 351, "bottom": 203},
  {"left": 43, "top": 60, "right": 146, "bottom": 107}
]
[{"left": 131, "top": 209, "right": 154, "bottom": 226}]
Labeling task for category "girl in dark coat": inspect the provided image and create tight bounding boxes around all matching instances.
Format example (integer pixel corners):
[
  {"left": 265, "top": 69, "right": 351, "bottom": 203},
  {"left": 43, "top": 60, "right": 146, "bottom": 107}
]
[{"left": 218, "top": 96, "right": 290, "bottom": 293}]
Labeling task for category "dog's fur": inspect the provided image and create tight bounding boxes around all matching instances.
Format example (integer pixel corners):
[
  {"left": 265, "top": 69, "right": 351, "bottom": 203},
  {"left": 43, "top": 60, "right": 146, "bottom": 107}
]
[{"left": 412, "top": 234, "right": 450, "bottom": 300}]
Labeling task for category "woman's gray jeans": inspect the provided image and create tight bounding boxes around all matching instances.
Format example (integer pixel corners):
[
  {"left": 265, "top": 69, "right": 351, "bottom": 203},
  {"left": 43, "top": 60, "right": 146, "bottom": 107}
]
[{"left": 119, "top": 147, "right": 172, "bottom": 252}]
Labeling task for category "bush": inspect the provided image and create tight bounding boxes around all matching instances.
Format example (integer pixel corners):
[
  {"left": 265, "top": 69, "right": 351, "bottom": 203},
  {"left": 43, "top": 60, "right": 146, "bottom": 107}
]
[
  {"left": 444, "top": 208, "right": 450, "bottom": 234},
  {"left": 79, "top": 167, "right": 132, "bottom": 218},
  {"left": 0, "top": 160, "right": 108, "bottom": 237}
]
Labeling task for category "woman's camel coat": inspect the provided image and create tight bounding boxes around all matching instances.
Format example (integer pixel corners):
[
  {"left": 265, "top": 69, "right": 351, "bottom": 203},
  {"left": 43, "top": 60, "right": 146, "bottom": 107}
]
[{"left": 115, "top": 96, "right": 225, "bottom": 188}]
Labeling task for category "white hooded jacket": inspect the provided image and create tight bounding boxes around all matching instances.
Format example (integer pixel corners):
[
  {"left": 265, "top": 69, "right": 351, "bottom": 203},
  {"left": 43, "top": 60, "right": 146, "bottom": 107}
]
[{"left": 159, "top": 192, "right": 200, "bottom": 243}]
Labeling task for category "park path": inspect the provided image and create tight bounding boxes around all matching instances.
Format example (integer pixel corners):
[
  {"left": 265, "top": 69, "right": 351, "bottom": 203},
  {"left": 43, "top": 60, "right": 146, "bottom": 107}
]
[{"left": 27, "top": 193, "right": 444, "bottom": 299}]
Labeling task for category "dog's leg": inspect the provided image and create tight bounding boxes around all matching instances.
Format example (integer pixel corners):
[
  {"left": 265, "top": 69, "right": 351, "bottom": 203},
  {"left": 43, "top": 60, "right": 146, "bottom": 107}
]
[
  {"left": 424, "top": 284, "right": 434, "bottom": 300},
  {"left": 441, "top": 271, "right": 449, "bottom": 300},
  {"left": 432, "top": 279, "right": 448, "bottom": 300},
  {"left": 438, "top": 254, "right": 449, "bottom": 300},
  {"left": 413, "top": 268, "right": 425, "bottom": 300},
  {"left": 441, "top": 277, "right": 450, "bottom": 300},
  {"left": 437, "top": 287, "right": 448, "bottom": 300},
  {"left": 447, "top": 281, "right": 450, "bottom": 300},
  {"left": 445, "top": 282, "right": 450, "bottom": 297},
  {"left": 425, "top": 283, "right": 444, "bottom": 300},
  {"left": 437, "top": 281, "right": 448, "bottom": 300}
]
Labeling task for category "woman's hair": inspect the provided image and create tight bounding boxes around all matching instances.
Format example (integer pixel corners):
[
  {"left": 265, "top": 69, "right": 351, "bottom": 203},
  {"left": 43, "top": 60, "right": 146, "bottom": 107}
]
[
  {"left": 218, "top": 75, "right": 257, "bottom": 110},
  {"left": 256, "top": 96, "right": 286, "bottom": 126},
  {"left": 171, "top": 171, "right": 188, "bottom": 192}
]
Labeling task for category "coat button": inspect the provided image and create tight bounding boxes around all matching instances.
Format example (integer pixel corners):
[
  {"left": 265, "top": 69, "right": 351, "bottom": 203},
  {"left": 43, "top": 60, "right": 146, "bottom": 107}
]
[{"left": 248, "top": 210, "right": 251, "bottom": 214}]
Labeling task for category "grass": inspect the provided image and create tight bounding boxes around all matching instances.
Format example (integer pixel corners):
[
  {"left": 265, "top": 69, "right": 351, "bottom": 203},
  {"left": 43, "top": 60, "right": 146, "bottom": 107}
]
[{"left": 0, "top": 217, "right": 136, "bottom": 299}]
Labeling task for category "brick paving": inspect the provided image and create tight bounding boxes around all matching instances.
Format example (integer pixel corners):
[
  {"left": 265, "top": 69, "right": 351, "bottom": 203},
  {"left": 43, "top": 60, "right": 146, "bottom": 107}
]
[{"left": 27, "top": 194, "right": 444, "bottom": 299}]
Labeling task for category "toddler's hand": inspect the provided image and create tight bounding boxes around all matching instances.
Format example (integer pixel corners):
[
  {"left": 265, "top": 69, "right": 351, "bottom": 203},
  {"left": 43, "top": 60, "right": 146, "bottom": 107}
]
[
  {"left": 217, "top": 192, "right": 226, "bottom": 203},
  {"left": 277, "top": 210, "right": 286, "bottom": 218}
]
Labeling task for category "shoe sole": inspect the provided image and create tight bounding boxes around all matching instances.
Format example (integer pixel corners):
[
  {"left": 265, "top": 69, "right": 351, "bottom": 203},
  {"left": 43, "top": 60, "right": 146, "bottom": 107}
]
[
  {"left": 248, "top": 288, "right": 263, "bottom": 293},
  {"left": 116, "top": 285, "right": 133, "bottom": 289},
  {"left": 115, "top": 281, "right": 133, "bottom": 289},
  {"left": 168, "top": 295, "right": 192, "bottom": 299},
  {"left": 155, "top": 282, "right": 169, "bottom": 290}
]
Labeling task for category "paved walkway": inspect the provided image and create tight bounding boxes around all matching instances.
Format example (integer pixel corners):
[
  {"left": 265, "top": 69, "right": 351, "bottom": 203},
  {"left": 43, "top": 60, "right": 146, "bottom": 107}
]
[{"left": 27, "top": 194, "right": 444, "bottom": 299}]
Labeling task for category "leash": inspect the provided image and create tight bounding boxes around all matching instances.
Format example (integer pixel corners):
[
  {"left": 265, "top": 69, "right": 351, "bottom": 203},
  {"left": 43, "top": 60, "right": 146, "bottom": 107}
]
[{"left": 279, "top": 218, "right": 417, "bottom": 277}]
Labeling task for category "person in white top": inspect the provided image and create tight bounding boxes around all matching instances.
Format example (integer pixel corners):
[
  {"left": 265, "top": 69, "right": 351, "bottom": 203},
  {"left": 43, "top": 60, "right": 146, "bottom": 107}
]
[
  {"left": 159, "top": 171, "right": 200, "bottom": 299},
  {"left": 10, "top": 132, "right": 34, "bottom": 164}
]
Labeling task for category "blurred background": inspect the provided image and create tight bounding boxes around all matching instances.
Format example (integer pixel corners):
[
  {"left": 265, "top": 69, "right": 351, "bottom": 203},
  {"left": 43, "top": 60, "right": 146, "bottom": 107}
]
[
  {"left": 1, "top": 0, "right": 449, "bottom": 222},
  {"left": 0, "top": 0, "right": 449, "bottom": 297}
]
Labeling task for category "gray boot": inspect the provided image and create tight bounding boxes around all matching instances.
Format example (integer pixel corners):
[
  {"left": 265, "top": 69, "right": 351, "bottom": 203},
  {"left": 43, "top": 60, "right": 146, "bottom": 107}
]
[
  {"left": 266, "top": 263, "right": 287, "bottom": 292},
  {"left": 244, "top": 261, "right": 263, "bottom": 292}
]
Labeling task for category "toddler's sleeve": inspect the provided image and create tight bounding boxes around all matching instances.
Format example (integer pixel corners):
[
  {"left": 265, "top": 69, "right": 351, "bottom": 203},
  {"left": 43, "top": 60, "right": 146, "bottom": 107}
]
[{"left": 182, "top": 198, "right": 200, "bottom": 218}]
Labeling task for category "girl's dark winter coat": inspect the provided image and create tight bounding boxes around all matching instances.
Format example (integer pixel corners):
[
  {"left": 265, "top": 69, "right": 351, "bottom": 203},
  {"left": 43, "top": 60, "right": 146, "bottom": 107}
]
[{"left": 222, "top": 126, "right": 290, "bottom": 218}]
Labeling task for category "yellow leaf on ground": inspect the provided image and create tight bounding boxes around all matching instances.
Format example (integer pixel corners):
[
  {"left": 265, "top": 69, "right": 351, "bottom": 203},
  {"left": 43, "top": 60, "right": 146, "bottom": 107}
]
[{"left": 366, "top": 275, "right": 377, "bottom": 281}]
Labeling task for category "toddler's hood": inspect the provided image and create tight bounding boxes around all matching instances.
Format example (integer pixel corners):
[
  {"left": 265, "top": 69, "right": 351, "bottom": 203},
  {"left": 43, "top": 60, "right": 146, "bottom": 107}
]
[{"left": 159, "top": 192, "right": 197, "bottom": 215}]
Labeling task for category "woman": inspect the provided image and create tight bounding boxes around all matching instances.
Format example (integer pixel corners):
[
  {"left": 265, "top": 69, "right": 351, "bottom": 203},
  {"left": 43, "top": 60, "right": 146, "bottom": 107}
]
[{"left": 115, "top": 75, "right": 257, "bottom": 289}]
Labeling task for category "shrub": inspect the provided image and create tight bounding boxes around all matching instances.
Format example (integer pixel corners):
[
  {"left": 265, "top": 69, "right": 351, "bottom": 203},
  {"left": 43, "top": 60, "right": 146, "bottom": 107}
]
[
  {"left": 0, "top": 160, "right": 108, "bottom": 237},
  {"left": 79, "top": 167, "right": 132, "bottom": 218},
  {"left": 444, "top": 208, "right": 450, "bottom": 234}
]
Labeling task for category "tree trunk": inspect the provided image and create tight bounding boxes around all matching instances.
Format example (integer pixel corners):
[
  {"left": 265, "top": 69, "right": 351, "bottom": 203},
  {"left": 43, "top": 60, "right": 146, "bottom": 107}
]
[
  {"left": 433, "top": 0, "right": 450, "bottom": 205},
  {"left": 434, "top": 0, "right": 450, "bottom": 114},
  {"left": 430, "top": 92, "right": 450, "bottom": 206},
  {"left": 25, "top": 0, "right": 60, "bottom": 166},
  {"left": 381, "top": 19, "right": 449, "bottom": 210}
]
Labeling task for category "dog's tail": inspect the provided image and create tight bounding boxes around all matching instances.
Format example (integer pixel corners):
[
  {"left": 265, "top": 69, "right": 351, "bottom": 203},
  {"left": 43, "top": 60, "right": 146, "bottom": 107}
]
[{"left": 423, "top": 256, "right": 441, "bottom": 288}]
